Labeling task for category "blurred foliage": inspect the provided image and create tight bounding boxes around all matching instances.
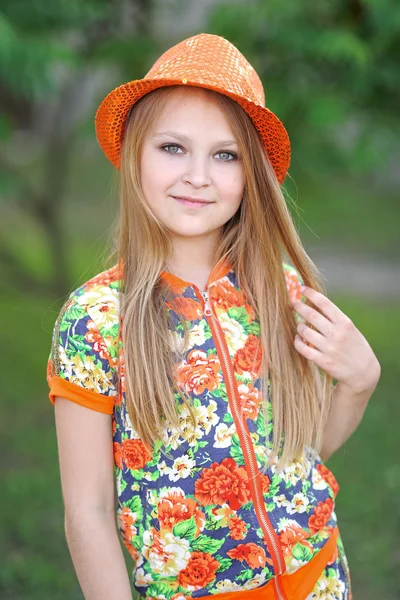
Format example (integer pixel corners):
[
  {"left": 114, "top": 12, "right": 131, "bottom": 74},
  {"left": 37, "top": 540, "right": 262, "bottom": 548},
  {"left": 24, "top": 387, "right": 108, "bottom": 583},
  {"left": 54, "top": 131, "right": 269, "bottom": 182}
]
[{"left": 208, "top": 0, "right": 400, "bottom": 178}]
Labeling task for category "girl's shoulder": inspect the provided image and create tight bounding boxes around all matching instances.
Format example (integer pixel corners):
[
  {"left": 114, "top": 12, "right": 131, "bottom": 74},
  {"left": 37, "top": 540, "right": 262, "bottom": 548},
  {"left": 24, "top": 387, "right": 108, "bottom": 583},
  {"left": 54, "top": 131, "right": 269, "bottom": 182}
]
[
  {"left": 66, "top": 263, "right": 123, "bottom": 315},
  {"left": 57, "top": 264, "right": 123, "bottom": 346}
]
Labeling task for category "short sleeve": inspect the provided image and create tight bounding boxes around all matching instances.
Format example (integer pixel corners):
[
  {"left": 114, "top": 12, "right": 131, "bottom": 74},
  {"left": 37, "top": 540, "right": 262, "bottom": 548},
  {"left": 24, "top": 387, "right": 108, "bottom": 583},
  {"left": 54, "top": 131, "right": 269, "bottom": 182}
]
[{"left": 46, "top": 295, "right": 118, "bottom": 414}]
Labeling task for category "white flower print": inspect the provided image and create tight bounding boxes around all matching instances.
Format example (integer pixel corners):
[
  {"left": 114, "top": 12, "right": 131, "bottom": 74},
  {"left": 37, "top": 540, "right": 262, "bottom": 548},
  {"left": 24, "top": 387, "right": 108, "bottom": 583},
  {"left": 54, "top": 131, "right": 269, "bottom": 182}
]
[
  {"left": 143, "top": 530, "right": 190, "bottom": 577},
  {"left": 306, "top": 572, "right": 346, "bottom": 600},
  {"left": 158, "top": 461, "right": 171, "bottom": 476},
  {"left": 214, "top": 422, "right": 236, "bottom": 448},
  {"left": 243, "top": 572, "right": 267, "bottom": 589},
  {"left": 188, "top": 322, "right": 207, "bottom": 347},
  {"left": 286, "top": 492, "right": 310, "bottom": 515},
  {"left": 195, "top": 400, "right": 220, "bottom": 434},
  {"left": 215, "top": 579, "right": 242, "bottom": 593},
  {"left": 312, "top": 467, "right": 329, "bottom": 491},
  {"left": 219, "top": 312, "right": 247, "bottom": 356},
  {"left": 169, "top": 454, "right": 196, "bottom": 481}
]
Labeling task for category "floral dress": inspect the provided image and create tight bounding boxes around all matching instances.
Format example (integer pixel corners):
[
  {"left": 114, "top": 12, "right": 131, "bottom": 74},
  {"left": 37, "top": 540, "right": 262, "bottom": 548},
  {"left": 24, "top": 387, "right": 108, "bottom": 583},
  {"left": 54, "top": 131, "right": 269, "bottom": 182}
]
[{"left": 47, "top": 258, "right": 352, "bottom": 600}]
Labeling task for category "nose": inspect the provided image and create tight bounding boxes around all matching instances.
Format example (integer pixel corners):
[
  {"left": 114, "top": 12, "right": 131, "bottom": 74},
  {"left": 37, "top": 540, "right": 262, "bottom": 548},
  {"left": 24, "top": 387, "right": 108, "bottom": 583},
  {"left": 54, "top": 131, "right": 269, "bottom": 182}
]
[{"left": 182, "top": 153, "right": 212, "bottom": 188}]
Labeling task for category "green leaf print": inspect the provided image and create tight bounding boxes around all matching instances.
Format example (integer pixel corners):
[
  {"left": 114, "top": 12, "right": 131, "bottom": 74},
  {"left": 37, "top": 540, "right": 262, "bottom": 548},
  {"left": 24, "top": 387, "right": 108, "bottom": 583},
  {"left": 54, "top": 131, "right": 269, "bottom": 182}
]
[
  {"left": 230, "top": 434, "right": 245, "bottom": 465},
  {"left": 66, "top": 305, "right": 87, "bottom": 321},
  {"left": 235, "top": 568, "right": 253, "bottom": 582},
  {"left": 191, "top": 534, "right": 225, "bottom": 553},
  {"left": 127, "top": 495, "right": 143, "bottom": 518},
  {"left": 255, "top": 413, "right": 267, "bottom": 436},
  {"left": 327, "top": 567, "right": 337, "bottom": 579},
  {"left": 150, "top": 470, "right": 160, "bottom": 481},
  {"left": 215, "top": 555, "right": 232, "bottom": 572},
  {"left": 292, "top": 543, "right": 313, "bottom": 562},
  {"left": 147, "top": 452, "right": 161, "bottom": 467},
  {"left": 227, "top": 306, "right": 249, "bottom": 327},
  {"left": 147, "top": 583, "right": 175, "bottom": 599},
  {"left": 106, "top": 323, "right": 119, "bottom": 338},
  {"left": 131, "top": 469, "right": 144, "bottom": 480},
  {"left": 247, "top": 321, "right": 261, "bottom": 336},
  {"left": 223, "top": 412, "right": 234, "bottom": 424},
  {"left": 172, "top": 515, "right": 197, "bottom": 540},
  {"left": 266, "top": 502, "right": 275, "bottom": 512},
  {"left": 266, "top": 473, "right": 282, "bottom": 498}
]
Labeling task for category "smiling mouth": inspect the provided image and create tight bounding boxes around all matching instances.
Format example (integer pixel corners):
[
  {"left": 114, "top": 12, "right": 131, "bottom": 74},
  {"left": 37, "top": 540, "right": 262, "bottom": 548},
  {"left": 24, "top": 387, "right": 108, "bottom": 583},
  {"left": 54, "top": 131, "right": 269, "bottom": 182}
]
[{"left": 173, "top": 196, "right": 213, "bottom": 208}]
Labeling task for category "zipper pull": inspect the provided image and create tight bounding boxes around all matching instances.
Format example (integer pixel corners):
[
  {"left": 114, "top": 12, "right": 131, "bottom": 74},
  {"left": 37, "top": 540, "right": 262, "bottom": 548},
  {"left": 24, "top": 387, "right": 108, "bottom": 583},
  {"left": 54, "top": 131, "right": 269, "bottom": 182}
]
[{"left": 201, "top": 290, "right": 213, "bottom": 317}]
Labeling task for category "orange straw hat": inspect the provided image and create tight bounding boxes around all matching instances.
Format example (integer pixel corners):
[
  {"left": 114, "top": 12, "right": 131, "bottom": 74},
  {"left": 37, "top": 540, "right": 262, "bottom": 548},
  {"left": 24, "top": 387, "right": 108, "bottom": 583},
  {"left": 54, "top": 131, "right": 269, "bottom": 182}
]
[{"left": 95, "top": 33, "right": 291, "bottom": 185}]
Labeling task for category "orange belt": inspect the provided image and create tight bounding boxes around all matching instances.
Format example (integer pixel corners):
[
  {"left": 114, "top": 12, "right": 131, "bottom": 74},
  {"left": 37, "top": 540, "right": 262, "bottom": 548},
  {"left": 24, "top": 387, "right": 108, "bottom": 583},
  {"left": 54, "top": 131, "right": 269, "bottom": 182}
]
[{"left": 139, "top": 527, "right": 339, "bottom": 600}]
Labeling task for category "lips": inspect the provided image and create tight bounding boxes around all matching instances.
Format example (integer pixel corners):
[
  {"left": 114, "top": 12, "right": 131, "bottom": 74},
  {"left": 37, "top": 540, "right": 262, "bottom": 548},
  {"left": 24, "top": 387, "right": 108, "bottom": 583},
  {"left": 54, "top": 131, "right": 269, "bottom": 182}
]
[{"left": 173, "top": 196, "right": 212, "bottom": 208}]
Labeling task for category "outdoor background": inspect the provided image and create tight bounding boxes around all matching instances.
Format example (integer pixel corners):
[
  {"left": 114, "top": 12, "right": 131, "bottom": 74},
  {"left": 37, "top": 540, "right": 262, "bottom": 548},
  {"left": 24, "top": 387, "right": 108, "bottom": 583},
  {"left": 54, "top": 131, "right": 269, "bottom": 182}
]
[{"left": 1, "top": 1, "right": 399, "bottom": 599}]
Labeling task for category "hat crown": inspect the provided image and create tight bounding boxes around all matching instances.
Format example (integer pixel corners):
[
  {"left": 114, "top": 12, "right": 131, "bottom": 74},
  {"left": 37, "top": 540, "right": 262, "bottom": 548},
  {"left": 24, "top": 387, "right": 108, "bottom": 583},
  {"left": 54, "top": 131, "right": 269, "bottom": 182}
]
[{"left": 144, "top": 33, "right": 265, "bottom": 107}]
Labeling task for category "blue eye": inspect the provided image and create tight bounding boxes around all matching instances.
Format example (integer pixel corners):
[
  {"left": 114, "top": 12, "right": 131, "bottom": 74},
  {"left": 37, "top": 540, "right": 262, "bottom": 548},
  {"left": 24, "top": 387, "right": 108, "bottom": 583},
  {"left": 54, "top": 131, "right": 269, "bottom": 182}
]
[
  {"left": 161, "top": 144, "right": 182, "bottom": 154},
  {"left": 216, "top": 151, "right": 237, "bottom": 161},
  {"left": 160, "top": 144, "right": 237, "bottom": 161}
]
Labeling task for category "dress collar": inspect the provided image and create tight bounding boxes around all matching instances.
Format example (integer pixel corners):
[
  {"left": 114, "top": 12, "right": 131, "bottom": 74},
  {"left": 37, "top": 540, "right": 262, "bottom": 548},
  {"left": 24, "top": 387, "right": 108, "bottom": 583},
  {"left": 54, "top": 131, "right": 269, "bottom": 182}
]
[{"left": 159, "top": 256, "right": 232, "bottom": 292}]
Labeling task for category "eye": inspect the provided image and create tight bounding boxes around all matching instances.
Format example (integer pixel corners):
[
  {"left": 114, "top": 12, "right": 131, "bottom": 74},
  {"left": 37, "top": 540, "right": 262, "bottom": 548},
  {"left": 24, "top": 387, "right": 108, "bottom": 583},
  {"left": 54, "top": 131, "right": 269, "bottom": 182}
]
[
  {"left": 216, "top": 151, "right": 237, "bottom": 161},
  {"left": 161, "top": 144, "right": 183, "bottom": 154}
]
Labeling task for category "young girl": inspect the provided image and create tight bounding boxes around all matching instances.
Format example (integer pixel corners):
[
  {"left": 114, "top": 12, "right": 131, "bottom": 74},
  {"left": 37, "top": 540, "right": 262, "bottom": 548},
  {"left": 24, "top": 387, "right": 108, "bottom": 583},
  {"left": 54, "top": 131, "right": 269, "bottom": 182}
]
[{"left": 46, "top": 33, "right": 380, "bottom": 600}]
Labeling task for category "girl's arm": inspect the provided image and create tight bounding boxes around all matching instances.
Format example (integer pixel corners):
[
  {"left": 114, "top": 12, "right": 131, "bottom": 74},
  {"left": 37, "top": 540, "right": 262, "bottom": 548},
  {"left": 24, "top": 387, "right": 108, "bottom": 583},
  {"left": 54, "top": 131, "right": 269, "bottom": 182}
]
[
  {"left": 291, "top": 284, "right": 381, "bottom": 463},
  {"left": 54, "top": 397, "right": 133, "bottom": 600},
  {"left": 320, "top": 374, "right": 380, "bottom": 462}
]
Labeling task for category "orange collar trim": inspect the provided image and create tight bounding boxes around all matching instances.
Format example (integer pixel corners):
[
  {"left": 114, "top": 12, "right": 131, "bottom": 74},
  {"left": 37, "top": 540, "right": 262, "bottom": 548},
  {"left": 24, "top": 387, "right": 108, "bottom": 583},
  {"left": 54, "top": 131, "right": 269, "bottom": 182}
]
[{"left": 159, "top": 256, "right": 232, "bottom": 291}]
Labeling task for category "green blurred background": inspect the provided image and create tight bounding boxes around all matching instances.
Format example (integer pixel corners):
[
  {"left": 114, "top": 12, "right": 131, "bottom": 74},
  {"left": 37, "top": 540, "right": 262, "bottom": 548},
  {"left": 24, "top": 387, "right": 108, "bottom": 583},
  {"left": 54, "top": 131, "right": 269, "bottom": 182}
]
[{"left": 1, "top": 1, "right": 399, "bottom": 598}]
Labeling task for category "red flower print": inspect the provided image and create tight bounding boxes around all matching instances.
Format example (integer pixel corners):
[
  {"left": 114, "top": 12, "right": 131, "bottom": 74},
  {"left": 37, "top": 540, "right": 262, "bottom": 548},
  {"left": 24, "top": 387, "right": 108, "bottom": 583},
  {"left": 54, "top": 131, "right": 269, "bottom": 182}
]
[
  {"left": 177, "top": 349, "right": 221, "bottom": 395},
  {"left": 119, "top": 506, "right": 139, "bottom": 560},
  {"left": 169, "top": 296, "right": 203, "bottom": 321},
  {"left": 158, "top": 490, "right": 205, "bottom": 536},
  {"left": 113, "top": 442, "right": 122, "bottom": 469},
  {"left": 234, "top": 334, "right": 262, "bottom": 378},
  {"left": 85, "top": 320, "right": 110, "bottom": 361},
  {"left": 212, "top": 282, "right": 250, "bottom": 316},
  {"left": 308, "top": 498, "right": 334, "bottom": 535},
  {"left": 228, "top": 517, "right": 248, "bottom": 540},
  {"left": 227, "top": 542, "right": 268, "bottom": 569},
  {"left": 316, "top": 464, "right": 340, "bottom": 498},
  {"left": 285, "top": 268, "right": 303, "bottom": 304},
  {"left": 121, "top": 438, "right": 152, "bottom": 470},
  {"left": 194, "top": 457, "right": 251, "bottom": 510},
  {"left": 237, "top": 384, "right": 262, "bottom": 420},
  {"left": 89, "top": 266, "right": 120, "bottom": 286},
  {"left": 279, "top": 522, "right": 312, "bottom": 556},
  {"left": 260, "top": 474, "right": 271, "bottom": 494},
  {"left": 178, "top": 552, "right": 219, "bottom": 590}
]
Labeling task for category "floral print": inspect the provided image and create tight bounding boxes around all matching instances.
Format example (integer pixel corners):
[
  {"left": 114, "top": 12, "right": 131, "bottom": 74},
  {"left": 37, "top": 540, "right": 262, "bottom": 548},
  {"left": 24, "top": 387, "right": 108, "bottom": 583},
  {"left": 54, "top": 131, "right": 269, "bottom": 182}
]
[{"left": 47, "top": 260, "right": 352, "bottom": 599}]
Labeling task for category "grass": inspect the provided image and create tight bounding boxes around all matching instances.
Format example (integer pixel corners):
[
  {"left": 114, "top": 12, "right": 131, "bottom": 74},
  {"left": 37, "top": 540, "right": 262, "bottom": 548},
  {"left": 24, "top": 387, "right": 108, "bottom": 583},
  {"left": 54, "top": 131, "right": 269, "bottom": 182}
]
[{"left": 1, "top": 286, "right": 398, "bottom": 599}]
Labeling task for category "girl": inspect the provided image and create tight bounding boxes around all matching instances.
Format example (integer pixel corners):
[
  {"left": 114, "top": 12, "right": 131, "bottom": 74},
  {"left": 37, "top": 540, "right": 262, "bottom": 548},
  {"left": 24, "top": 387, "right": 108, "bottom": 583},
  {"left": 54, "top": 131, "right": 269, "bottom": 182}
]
[{"left": 46, "top": 33, "right": 380, "bottom": 600}]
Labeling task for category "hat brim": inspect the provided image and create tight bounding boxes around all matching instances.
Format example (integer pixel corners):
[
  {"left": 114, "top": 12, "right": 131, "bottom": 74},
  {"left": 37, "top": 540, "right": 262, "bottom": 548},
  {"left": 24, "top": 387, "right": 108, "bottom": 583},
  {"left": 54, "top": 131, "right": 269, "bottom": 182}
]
[{"left": 95, "top": 78, "right": 291, "bottom": 185}]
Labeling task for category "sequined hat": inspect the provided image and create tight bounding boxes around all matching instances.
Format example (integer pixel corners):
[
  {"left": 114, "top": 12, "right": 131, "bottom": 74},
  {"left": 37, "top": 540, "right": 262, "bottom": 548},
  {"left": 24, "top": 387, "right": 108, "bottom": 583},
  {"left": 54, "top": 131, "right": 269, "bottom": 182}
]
[{"left": 95, "top": 33, "right": 291, "bottom": 185}]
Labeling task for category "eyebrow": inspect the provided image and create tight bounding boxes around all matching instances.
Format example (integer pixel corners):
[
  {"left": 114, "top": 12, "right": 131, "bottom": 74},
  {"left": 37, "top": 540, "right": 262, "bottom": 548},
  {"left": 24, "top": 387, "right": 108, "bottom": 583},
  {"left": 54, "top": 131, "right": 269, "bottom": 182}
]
[{"left": 152, "top": 131, "right": 238, "bottom": 147}]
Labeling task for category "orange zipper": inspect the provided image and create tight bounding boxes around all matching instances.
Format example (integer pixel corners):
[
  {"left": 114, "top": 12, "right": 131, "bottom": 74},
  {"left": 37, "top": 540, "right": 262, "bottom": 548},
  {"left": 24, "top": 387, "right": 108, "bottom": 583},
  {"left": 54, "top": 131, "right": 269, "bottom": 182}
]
[{"left": 197, "top": 288, "right": 286, "bottom": 596}]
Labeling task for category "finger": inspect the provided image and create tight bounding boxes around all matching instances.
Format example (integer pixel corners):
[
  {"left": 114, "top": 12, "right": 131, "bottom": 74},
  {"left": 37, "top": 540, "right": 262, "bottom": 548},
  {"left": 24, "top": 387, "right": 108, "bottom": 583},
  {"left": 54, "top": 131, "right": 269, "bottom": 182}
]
[
  {"left": 300, "top": 287, "right": 347, "bottom": 324},
  {"left": 294, "top": 334, "right": 324, "bottom": 366},
  {"left": 292, "top": 299, "right": 333, "bottom": 337},
  {"left": 297, "top": 322, "right": 326, "bottom": 351}
]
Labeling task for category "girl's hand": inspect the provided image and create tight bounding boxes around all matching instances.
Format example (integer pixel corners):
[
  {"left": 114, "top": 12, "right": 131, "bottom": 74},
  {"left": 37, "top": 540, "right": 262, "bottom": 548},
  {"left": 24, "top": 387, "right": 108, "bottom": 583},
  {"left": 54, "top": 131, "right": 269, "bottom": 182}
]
[{"left": 291, "top": 286, "right": 381, "bottom": 394}]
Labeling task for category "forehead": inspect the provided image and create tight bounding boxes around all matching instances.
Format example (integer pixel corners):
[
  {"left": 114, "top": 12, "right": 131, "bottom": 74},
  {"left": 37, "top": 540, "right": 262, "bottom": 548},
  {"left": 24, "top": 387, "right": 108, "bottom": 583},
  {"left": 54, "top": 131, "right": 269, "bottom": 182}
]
[{"left": 150, "top": 86, "right": 234, "bottom": 134}]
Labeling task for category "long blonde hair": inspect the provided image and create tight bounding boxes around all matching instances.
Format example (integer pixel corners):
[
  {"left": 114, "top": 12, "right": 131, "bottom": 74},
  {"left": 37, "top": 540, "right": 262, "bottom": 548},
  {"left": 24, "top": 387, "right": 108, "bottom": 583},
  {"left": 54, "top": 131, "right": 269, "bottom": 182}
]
[{"left": 105, "top": 85, "right": 333, "bottom": 472}]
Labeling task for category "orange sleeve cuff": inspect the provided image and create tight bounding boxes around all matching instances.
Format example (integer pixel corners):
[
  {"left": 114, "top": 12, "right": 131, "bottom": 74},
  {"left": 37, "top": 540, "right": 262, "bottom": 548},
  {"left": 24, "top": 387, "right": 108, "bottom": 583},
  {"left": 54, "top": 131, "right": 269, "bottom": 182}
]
[{"left": 48, "top": 376, "right": 114, "bottom": 414}]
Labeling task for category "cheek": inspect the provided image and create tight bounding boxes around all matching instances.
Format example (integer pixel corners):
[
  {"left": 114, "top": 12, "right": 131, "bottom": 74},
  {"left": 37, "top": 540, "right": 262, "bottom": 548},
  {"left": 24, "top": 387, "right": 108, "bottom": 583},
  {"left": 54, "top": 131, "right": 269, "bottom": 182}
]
[
  {"left": 216, "top": 166, "right": 245, "bottom": 201},
  {"left": 141, "top": 150, "right": 179, "bottom": 196}
]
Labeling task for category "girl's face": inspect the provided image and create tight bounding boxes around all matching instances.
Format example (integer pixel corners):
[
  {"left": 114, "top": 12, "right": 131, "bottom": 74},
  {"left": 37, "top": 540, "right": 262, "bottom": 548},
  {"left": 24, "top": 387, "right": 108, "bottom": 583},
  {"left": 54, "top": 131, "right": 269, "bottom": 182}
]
[{"left": 140, "top": 86, "right": 245, "bottom": 242}]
